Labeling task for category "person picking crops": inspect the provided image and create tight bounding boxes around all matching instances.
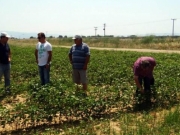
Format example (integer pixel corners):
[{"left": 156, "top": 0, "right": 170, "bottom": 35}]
[{"left": 133, "top": 56, "right": 156, "bottom": 104}]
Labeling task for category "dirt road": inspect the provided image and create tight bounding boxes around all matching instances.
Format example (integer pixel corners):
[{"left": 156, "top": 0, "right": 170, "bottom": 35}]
[{"left": 59, "top": 46, "right": 180, "bottom": 54}]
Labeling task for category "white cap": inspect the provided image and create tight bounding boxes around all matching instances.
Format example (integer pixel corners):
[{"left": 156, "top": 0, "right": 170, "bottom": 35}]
[
  {"left": 1, "top": 32, "right": 11, "bottom": 38},
  {"left": 72, "top": 35, "right": 82, "bottom": 39}
]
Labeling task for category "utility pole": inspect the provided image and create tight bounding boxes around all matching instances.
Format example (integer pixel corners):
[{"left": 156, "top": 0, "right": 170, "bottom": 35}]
[
  {"left": 171, "top": 19, "right": 176, "bottom": 37},
  {"left": 103, "top": 23, "right": 106, "bottom": 37},
  {"left": 94, "top": 27, "right": 98, "bottom": 37},
  {"left": 46, "top": 31, "right": 48, "bottom": 37}
]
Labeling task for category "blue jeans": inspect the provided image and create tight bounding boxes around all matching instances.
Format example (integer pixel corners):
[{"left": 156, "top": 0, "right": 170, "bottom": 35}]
[
  {"left": 0, "top": 63, "right": 11, "bottom": 90},
  {"left": 38, "top": 65, "right": 50, "bottom": 85}
]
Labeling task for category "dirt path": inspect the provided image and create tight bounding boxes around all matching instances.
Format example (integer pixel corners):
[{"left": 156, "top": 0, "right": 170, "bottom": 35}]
[{"left": 58, "top": 46, "right": 180, "bottom": 54}]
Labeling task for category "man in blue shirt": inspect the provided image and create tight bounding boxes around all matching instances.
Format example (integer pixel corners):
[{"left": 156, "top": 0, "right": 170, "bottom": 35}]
[
  {"left": 0, "top": 32, "right": 11, "bottom": 94},
  {"left": 69, "top": 35, "right": 90, "bottom": 94}
]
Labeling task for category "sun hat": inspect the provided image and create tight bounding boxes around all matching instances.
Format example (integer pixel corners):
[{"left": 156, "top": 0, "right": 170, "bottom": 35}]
[
  {"left": 1, "top": 32, "right": 11, "bottom": 38},
  {"left": 72, "top": 35, "right": 82, "bottom": 39}
]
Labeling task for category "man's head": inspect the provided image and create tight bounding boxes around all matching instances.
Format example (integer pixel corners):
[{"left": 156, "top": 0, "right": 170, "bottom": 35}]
[
  {"left": 37, "top": 32, "right": 46, "bottom": 43},
  {"left": 72, "top": 35, "right": 82, "bottom": 45},
  {"left": 0, "top": 32, "right": 11, "bottom": 43},
  {"left": 140, "top": 60, "right": 151, "bottom": 70}
]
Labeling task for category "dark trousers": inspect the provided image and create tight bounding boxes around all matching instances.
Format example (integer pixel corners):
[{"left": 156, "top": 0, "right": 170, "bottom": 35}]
[
  {"left": 0, "top": 63, "right": 11, "bottom": 91},
  {"left": 136, "top": 77, "right": 155, "bottom": 102}
]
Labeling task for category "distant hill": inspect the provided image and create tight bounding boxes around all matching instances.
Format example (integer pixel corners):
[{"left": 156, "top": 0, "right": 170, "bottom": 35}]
[{"left": 2, "top": 31, "right": 60, "bottom": 39}]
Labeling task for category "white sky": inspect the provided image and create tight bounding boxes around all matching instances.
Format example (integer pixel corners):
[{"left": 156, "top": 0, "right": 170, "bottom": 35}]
[{"left": 1, "top": 0, "right": 180, "bottom": 37}]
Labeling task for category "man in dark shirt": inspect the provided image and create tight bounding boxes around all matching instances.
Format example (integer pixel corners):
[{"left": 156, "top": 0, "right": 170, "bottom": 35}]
[{"left": 0, "top": 32, "right": 11, "bottom": 94}]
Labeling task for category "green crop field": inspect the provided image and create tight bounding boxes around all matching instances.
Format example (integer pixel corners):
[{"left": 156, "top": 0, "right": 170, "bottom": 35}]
[{"left": 0, "top": 42, "right": 180, "bottom": 134}]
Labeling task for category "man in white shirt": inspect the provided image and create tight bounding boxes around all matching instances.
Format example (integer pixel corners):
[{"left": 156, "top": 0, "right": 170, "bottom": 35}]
[{"left": 35, "top": 32, "right": 52, "bottom": 85}]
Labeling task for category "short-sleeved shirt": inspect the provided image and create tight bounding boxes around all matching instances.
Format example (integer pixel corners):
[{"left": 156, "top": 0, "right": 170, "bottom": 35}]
[
  {"left": 36, "top": 41, "right": 52, "bottom": 66},
  {"left": 0, "top": 42, "right": 10, "bottom": 64},
  {"left": 69, "top": 43, "right": 90, "bottom": 69},
  {"left": 133, "top": 57, "right": 156, "bottom": 78}
]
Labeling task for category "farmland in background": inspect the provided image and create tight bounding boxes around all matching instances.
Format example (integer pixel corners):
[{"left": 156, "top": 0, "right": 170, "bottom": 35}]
[
  {"left": 0, "top": 40, "right": 180, "bottom": 134},
  {"left": 10, "top": 36, "right": 180, "bottom": 50}
]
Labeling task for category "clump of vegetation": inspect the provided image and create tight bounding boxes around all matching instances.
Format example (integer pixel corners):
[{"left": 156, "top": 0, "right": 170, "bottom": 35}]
[{"left": 141, "top": 35, "right": 154, "bottom": 44}]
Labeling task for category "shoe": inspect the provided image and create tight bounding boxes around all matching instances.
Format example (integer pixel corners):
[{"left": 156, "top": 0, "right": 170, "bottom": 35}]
[
  {"left": 82, "top": 93, "right": 87, "bottom": 97},
  {"left": 5, "top": 90, "right": 11, "bottom": 95}
]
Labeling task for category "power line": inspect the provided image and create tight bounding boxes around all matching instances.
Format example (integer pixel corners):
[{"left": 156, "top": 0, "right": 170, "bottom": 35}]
[
  {"left": 45, "top": 18, "right": 180, "bottom": 34},
  {"left": 12, "top": 18, "right": 180, "bottom": 36},
  {"left": 106, "top": 18, "right": 180, "bottom": 28}
]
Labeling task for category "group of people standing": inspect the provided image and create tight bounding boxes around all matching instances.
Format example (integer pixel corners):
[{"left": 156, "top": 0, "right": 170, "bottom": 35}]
[
  {"left": 0, "top": 32, "right": 91, "bottom": 96},
  {"left": 0, "top": 32, "right": 156, "bottom": 104},
  {"left": 35, "top": 33, "right": 90, "bottom": 95}
]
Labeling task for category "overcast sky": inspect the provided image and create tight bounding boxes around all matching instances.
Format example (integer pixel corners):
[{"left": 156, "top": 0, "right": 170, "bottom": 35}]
[{"left": 1, "top": 0, "right": 180, "bottom": 37}]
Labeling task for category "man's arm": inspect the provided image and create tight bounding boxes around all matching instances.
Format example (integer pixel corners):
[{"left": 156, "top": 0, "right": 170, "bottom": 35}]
[
  {"left": 35, "top": 49, "right": 38, "bottom": 64},
  {"left": 83, "top": 55, "right": 90, "bottom": 70},
  {"left": 47, "top": 51, "right": 52, "bottom": 64},
  {"left": 69, "top": 54, "right": 72, "bottom": 64},
  {"left": 8, "top": 49, "right": 11, "bottom": 62},
  {"left": 45, "top": 51, "right": 52, "bottom": 68},
  {"left": 134, "top": 75, "right": 144, "bottom": 93},
  {"left": 68, "top": 47, "right": 73, "bottom": 64}
]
